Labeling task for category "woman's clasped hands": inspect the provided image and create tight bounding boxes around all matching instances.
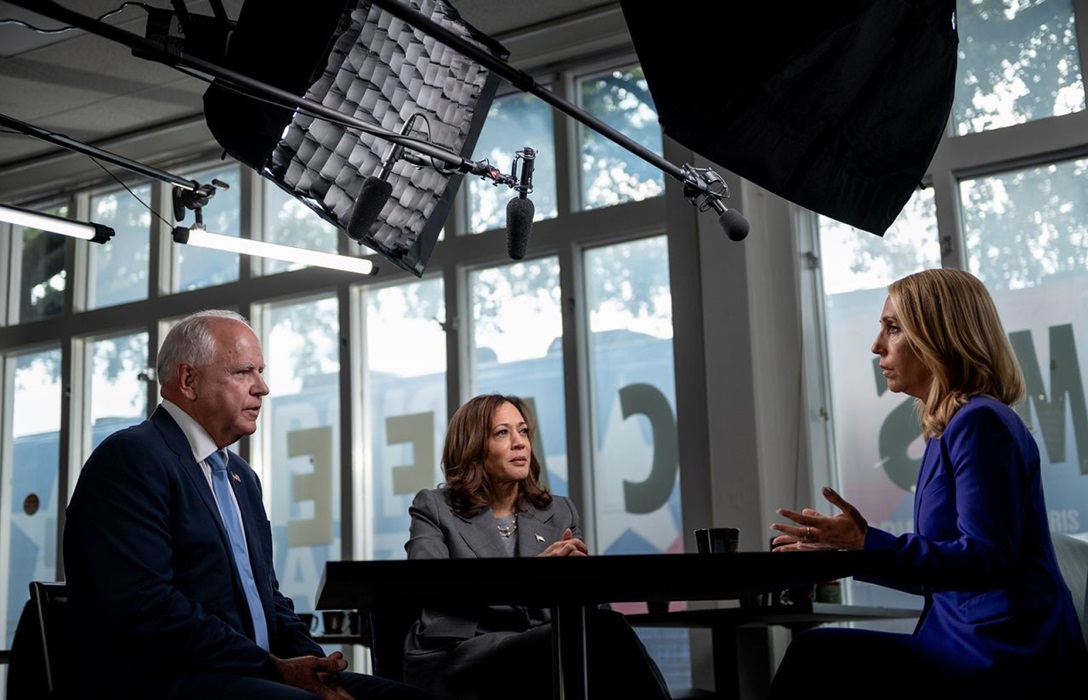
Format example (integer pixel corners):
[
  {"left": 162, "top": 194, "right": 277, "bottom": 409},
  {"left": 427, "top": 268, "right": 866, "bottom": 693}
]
[
  {"left": 770, "top": 486, "right": 868, "bottom": 551},
  {"left": 538, "top": 527, "right": 589, "bottom": 557}
]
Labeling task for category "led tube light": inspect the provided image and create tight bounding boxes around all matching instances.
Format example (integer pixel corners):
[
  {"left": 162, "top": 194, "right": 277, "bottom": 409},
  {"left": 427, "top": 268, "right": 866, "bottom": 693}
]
[
  {"left": 172, "top": 224, "right": 377, "bottom": 275},
  {"left": 0, "top": 203, "right": 115, "bottom": 243}
]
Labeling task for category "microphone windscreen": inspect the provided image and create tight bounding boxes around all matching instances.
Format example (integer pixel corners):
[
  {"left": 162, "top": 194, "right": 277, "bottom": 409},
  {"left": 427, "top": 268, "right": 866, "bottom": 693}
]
[
  {"left": 506, "top": 197, "right": 535, "bottom": 260},
  {"left": 719, "top": 208, "right": 750, "bottom": 242},
  {"left": 347, "top": 176, "right": 393, "bottom": 241}
]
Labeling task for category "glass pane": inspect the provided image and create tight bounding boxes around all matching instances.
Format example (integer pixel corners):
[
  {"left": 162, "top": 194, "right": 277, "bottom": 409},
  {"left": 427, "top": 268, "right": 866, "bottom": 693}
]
[
  {"left": 87, "top": 332, "right": 149, "bottom": 455},
  {"left": 2, "top": 348, "right": 62, "bottom": 653},
  {"left": 585, "top": 236, "right": 677, "bottom": 553},
  {"left": 818, "top": 191, "right": 941, "bottom": 612},
  {"left": 466, "top": 92, "right": 557, "bottom": 233},
  {"left": 173, "top": 165, "right": 241, "bottom": 291},
  {"left": 470, "top": 259, "right": 567, "bottom": 493},
  {"left": 88, "top": 186, "right": 151, "bottom": 308},
  {"left": 360, "top": 279, "right": 447, "bottom": 560},
  {"left": 954, "top": 0, "right": 1085, "bottom": 135},
  {"left": 262, "top": 180, "right": 339, "bottom": 275},
  {"left": 262, "top": 296, "right": 341, "bottom": 623},
  {"left": 17, "top": 203, "right": 68, "bottom": 322},
  {"left": 960, "top": 159, "right": 1088, "bottom": 536},
  {"left": 583, "top": 236, "right": 687, "bottom": 687},
  {"left": 578, "top": 65, "right": 664, "bottom": 210}
]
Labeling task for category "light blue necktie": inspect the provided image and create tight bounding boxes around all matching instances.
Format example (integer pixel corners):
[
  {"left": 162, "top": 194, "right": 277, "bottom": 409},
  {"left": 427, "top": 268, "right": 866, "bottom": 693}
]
[{"left": 207, "top": 449, "right": 269, "bottom": 650}]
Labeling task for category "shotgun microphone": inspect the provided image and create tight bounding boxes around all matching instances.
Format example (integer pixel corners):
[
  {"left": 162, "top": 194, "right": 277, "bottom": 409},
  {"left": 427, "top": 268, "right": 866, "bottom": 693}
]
[
  {"left": 506, "top": 147, "right": 536, "bottom": 260},
  {"left": 347, "top": 115, "right": 420, "bottom": 241}
]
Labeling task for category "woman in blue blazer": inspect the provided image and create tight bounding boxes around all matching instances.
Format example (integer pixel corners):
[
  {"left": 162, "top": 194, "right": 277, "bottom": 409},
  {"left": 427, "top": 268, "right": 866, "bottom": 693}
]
[
  {"left": 402, "top": 394, "right": 671, "bottom": 700},
  {"left": 769, "top": 268, "right": 1086, "bottom": 696}
]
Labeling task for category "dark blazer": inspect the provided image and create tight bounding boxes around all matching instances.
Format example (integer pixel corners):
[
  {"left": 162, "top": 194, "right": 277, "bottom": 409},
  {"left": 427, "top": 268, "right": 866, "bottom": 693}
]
[
  {"left": 63, "top": 405, "right": 321, "bottom": 698},
  {"left": 861, "top": 396, "right": 1087, "bottom": 680},
  {"left": 401, "top": 488, "right": 580, "bottom": 698}
]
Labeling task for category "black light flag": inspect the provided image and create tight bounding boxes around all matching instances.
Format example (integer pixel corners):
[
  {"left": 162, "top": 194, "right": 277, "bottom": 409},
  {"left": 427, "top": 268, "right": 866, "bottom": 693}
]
[{"left": 618, "top": 0, "right": 958, "bottom": 236}]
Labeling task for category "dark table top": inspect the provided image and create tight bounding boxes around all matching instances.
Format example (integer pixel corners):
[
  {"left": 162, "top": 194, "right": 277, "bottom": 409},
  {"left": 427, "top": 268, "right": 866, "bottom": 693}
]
[
  {"left": 316, "top": 550, "right": 897, "bottom": 610},
  {"left": 625, "top": 601, "right": 921, "bottom": 629}
]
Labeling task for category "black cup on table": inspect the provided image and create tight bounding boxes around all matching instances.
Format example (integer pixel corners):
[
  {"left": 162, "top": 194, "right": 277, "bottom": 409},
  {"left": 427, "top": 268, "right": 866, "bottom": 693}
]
[
  {"left": 694, "top": 527, "right": 740, "bottom": 554},
  {"left": 322, "top": 610, "right": 354, "bottom": 635},
  {"left": 766, "top": 536, "right": 816, "bottom": 606},
  {"left": 297, "top": 612, "right": 319, "bottom": 637}
]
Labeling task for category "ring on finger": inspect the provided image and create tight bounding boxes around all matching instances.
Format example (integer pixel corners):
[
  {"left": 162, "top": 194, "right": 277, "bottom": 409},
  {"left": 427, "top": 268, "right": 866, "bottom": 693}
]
[{"left": 805, "top": 527, "right": 813, "bottom": 541}]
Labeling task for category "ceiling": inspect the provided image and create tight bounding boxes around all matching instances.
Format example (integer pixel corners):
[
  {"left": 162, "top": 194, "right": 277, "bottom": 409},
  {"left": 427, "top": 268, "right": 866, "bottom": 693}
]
[{"left": 0, "top": 0, "right": 619, "bottom": 177}]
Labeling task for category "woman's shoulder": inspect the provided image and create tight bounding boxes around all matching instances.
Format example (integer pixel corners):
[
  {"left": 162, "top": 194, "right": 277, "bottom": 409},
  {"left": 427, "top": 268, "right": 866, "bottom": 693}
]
[
  {"left": 958, "top": 394, "right": 1017, "bottom": 418},
  {"left": 412, "top": 487, "right": 448, "bottom": 507},
  {"left": 947, "top": 394, "right": 1027, "bottom": 436},
  {"left": 543, "top": 494, "right": 580, "bottom": 517}
]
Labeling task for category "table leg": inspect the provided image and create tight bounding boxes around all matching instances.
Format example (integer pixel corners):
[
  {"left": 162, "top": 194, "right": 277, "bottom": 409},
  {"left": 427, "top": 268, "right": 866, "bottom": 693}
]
[
  {"left": 710, "top": 625, "right": 741, "bottom": 700},
  {"left": 552, "top": 603, "right": 588, "bottom": 700}
]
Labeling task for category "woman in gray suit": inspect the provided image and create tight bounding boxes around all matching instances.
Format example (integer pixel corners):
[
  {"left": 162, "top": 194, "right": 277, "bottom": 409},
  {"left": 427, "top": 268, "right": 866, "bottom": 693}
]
[{"left": 403, "top": 394, "right": 671, "bottom": 700}]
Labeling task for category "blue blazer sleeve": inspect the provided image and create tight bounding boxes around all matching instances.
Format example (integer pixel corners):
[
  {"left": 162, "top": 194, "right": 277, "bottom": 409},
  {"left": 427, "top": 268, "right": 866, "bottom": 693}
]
[{"left": 860, "top": 398, "right": 1044, "bottom": 590}]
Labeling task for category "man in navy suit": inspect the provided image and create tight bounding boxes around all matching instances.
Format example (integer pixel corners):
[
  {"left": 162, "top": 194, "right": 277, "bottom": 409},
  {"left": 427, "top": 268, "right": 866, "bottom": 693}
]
[{"left": 63, "top": 310, "right": 431, "bottom": 700}]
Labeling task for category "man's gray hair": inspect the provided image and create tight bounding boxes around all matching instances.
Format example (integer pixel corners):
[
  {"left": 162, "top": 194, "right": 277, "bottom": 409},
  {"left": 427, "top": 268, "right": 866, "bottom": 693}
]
[{"left": 156, "top": 310, "right": 251, "bottom": 386}]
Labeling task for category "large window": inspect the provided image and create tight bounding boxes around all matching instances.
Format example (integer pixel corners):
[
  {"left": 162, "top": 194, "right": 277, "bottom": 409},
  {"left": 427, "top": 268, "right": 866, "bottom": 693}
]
[
  {"left": 576, "top": 64, "right": 664, "bottom": 210},
  {"left": 87, "top": 185, "right": 151, "bottom": 309},
  {"left": 14, "top": 203, "right": 68, "bottom": 323},
  {"left": 359, "top": 277, "right": 448, "bottom": 561},
  {"left": 962, "top": 159, "right": 1088, "bottom": 528},
  {"left": 84, "top": 331, "right": 149, "bottom": 458},
  {"left": 1, "top": 348, "right": 62, "bottom": 654},
  {"left": 469, "top": 259, "right": 568, "bottom": 491},
  {"left": 258, "top": 295, "right": 341, "bottom": 619},
  {"left": 953, "top": 0, "right": 1084, "bottom": 134}
]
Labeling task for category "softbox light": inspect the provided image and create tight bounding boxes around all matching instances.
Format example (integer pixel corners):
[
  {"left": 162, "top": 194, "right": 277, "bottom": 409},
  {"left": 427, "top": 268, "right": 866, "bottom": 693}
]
[
  {"left": 204, "top": 0, "right": 508, "bottom": 276},
  {"left": 619, "top": 0, "right": 958, "bottom": 236}
]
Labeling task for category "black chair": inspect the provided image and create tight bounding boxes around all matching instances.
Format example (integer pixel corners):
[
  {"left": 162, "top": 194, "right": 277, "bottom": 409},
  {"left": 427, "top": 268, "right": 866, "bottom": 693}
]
[
  {"left": 6, "top": 581, "right": 74, "bottom": 700},
  {"left": 367, "top": 604, "right": 718, "bottom": 699},
  {"left": 365, "top": 604, "right": 421, "bottom": 682}
]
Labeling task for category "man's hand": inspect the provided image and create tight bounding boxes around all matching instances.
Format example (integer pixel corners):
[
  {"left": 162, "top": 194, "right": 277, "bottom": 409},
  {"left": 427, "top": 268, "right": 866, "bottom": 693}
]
[{"left": 272, "top": 651, "right": 355, "bottom": 700}]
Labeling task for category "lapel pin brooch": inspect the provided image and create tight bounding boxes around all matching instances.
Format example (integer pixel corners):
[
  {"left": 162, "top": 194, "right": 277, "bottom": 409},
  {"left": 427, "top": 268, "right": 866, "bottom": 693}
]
[
  {"left": 536, "top": 534, "right": 545, "bottom": 543},
  {"left": 231, "top": 472, "right": 241, "bottom": 483}
]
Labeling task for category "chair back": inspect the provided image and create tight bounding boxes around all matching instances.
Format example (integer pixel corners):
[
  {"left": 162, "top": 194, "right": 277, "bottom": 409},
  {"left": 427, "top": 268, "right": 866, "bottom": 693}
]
[
  {"left": 366, "top": 604, "right": 421, "bottom": 682},
  {"left": 6, "top": 581, "right": 72, "bottom": 699}
]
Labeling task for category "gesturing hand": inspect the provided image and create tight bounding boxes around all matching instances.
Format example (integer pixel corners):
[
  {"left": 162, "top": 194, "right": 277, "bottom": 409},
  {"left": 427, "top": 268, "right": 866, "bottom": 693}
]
[
  {"left": 273, "top": 651, "right": 355, "bottom": 700},
  {"left": 770, "top": 486, "right": 868, "bottom": 551},
  {"left": 538, "top": 527, "right": 589, "bottom": 557}
]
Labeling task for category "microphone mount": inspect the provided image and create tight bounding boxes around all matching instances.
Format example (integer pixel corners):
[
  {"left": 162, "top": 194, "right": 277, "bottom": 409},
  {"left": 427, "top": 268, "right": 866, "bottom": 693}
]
[
  {"left": 681, "top": 165, "right": 729, "bottom": 216},
  {"left": 682, "top": 165, "right": 750, "bottom": 242},
  {"left": 510, "top": 147, "right": 535, "bottom": 199}
]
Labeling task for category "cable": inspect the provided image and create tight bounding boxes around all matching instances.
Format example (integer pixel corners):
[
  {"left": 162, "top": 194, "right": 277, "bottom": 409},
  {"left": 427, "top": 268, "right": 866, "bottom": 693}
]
[
  {"left": 0, "top": 2, "right": 152, "bottom": 35},
  {"left": 87, "top": 157, "right": 174, "bottom": 230}
]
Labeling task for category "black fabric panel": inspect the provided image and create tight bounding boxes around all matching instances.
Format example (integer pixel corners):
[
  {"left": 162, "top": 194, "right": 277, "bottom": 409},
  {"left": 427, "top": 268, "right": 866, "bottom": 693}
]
[
  {"left": 620, "top": 0, "right": 958, "bottom": 235},
  {"left": 203, "top": 0, "right": 355, "bottom": 170}
]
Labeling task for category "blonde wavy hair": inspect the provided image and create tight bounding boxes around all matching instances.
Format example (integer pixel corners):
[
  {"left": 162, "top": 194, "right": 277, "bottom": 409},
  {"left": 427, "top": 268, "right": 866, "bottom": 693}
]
[{"left": 888, "top": 268, "right": 1024, "bottom": 438}]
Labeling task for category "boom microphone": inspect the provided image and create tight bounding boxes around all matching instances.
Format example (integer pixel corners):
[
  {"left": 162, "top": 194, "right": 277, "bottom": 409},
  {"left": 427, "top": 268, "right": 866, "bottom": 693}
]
[
  {"left": 347, "top": 115, "right": 419, "bottom": 242},
  {"left": 347, "top": 176, "right": 393, "bottom": 242},
  {"left": 719, "top": 207, "right": 750, "bottom": 242},
  {"left": 506, "top": 147, "right": 536, "bottom": 260}
]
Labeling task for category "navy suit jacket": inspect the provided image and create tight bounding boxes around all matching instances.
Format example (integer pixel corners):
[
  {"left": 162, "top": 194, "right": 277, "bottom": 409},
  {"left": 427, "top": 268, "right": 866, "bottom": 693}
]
[
  {"left": 860, "top": 396, "right": 1087, "bottom": 678},
  {"left": 63, "top": 406, "right": 321, "bottom": 697}
]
